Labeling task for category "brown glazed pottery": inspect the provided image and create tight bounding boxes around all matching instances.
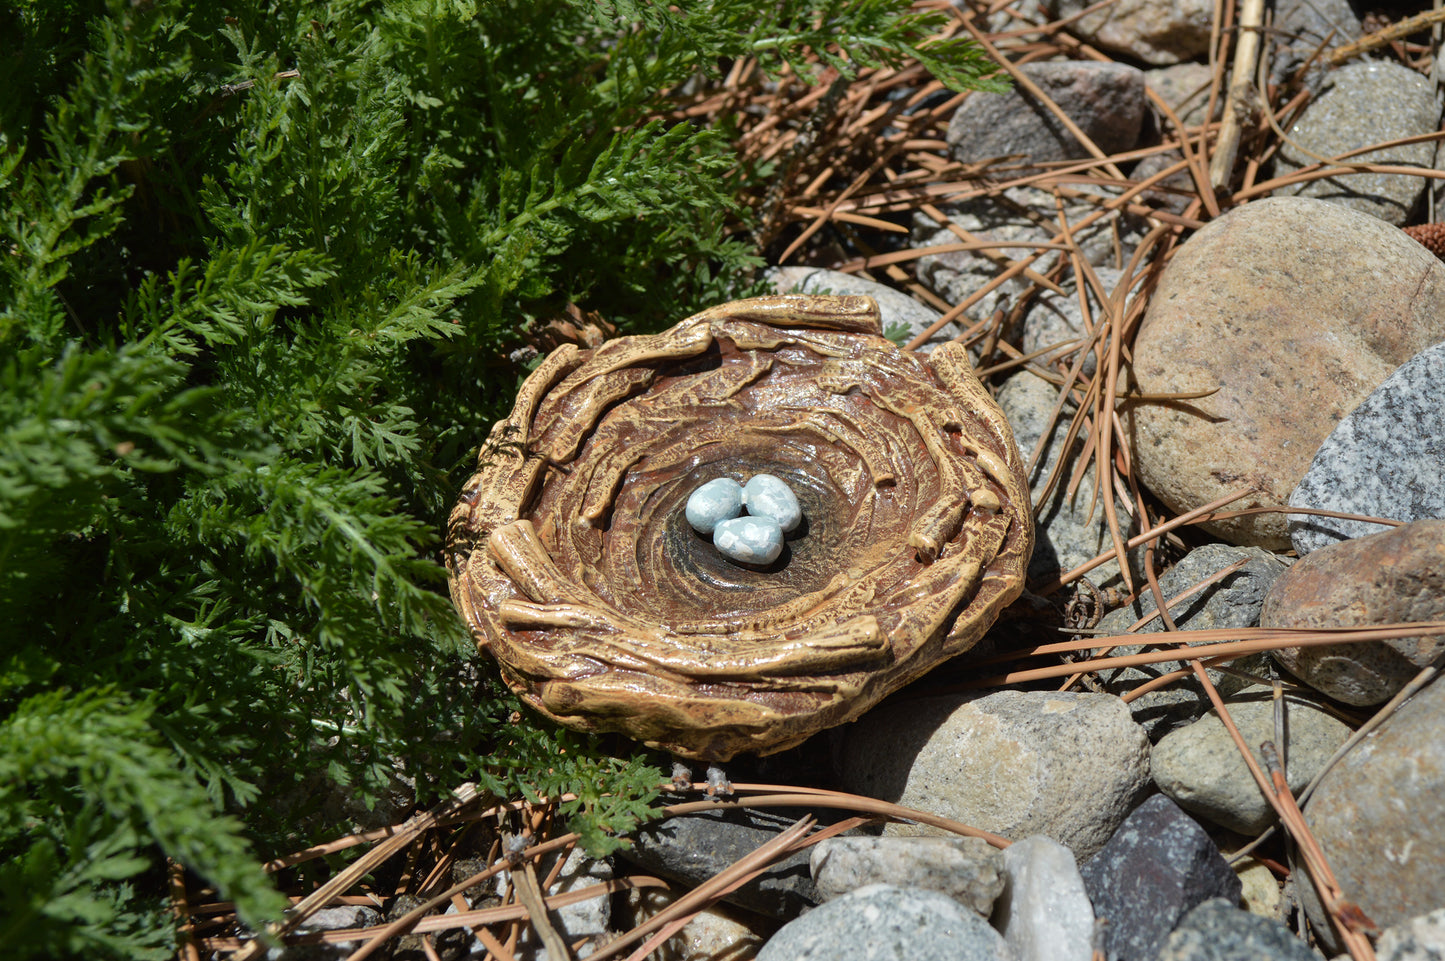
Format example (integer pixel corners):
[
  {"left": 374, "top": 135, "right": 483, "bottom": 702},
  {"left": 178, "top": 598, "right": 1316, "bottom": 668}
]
[{"left": 446, "top": 295, "right": 1033, "bottom": 761}]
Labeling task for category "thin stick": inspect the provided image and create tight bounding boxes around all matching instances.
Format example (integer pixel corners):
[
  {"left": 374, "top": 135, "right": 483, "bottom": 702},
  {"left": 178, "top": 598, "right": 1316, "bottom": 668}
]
[{"left": 1210, "top": 0, "right": 1266, "bottom": 188}]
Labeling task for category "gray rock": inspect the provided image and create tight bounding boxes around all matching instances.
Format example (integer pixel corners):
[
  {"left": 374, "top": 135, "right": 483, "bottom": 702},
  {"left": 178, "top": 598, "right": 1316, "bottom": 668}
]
[
  {"left": 840, "top": 690, "right": 1151, "bottom": 859},
  {"left": 1093, "top": 543, "right": 1288, "bottom": 738},
  {"left": 1019, "top": 266, "right": 1127, "bottom": 380},
  {"left": 1275, "top": 61, "right": 1438, "bottom": 226},
  {"left": 713, "top": 515, "right": 784, "bottom": 565},
  {"left": 1289, "top": 343, "right": 1445, "bottom": 556},
  {"left": 1370, "top": 907, "right": 1445, "bottom": 961},
  {"left": 756, "top": 884, "right": 1011, "bottom": 961},
  {"left": 1127, "top": 196, "right": 1445, "bottom": 547},
  {"left": 1160, "top": 898, "right": 1319, "bottom": 960},
  {"left": 1043, "top": 0, "right": 1212, "bottom": 64},
  {"left": 995, "top": 835, "right": 1095, "bottom": 961},
  {"left": 685, "top": 477, "right": 742, "bottom": 535},
  {"left": 810, "top": 836, "right": 1004, "bottom": 916},
  {"left": 1080, "top": 794, "right": 1243, "bottom": 961},
  {"left": 267, "top": 905, "right": 384, "bottom": 960},
  {"left": 618, "top": 888, "right": 770, "bottom": 961},
  {"left": 914, "top": 185, "right": 1148, "bottom": 329},
  {"left": 1270, "top": 0, "right": 1360, "bottom": 80},
  {"left": 996, "top": 369, "right": 1140, "bottom": 588},
  {"left": 503, "top": 847, "right": 613, "bottom": 960},
  {"left": 1300, "top": 675, "right": 1445, "bottom": 953},
  {"left": 618, "top": 808, "right": 820, "bottom": 919},
  {"left": 947, "top": 61, "right": 1146, "bottom": 170},
  {"left": 1266, "top": 520, "right": 1445, "bottom": 706},
  {"left": 1144, "top": 62, "right": 1218, "bottom": 129},
  {"left": 767, "top": 266, "right": 960, "bottom": 352},
  {"left": 1151, "top": 686, "right": 1351, "bottom": 835}
]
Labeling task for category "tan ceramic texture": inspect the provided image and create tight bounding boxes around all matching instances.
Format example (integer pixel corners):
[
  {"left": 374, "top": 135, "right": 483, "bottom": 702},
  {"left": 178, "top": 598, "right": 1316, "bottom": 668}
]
[
  {"left": 446, "top": 295, "right": 1033, "bottom": 761},
  {"left": 1128, "top": 196, "right": 1445, "bottom": 548}
]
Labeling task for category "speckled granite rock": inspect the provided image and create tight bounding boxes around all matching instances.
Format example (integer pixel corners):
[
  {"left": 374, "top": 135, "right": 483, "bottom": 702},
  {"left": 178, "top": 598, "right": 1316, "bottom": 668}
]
[
  {"left": 1151, "top": 686, "right": 1351, "bottom": 835},
  {"left": 757, "top": 884, "right": 1011, "bottom": 961},
  {"left": 1289, "top": 344, "right": 1445, "bottom": 556},
  {"left": 1080, "top": 795, "right": 1243, "bottom": 961},
  {"left": 1093, "top": 543, "right": 1287, "bottom": 738},
  {"left": 620, "top": 887, "right": 772, "bottom": 961},
  {"left": 618, "top": 808, "right": 819, "bottom": 919},
  {"left": 841, "top": 690, "right": 1151, "bottom": 859},
  {"left": 914, "top": 185, "right": 1147, "bottom": 328},
  {"left": 767, "top": 266, "right": 960, "bottom": 352},
  {"left": 946, "top": 61, "right": 1146, "bottom": 169},
  {"left": 995, "top": 835, "right": 1095, "bottom": 961},
  {"left": 810, "top": 836, "right": 1004, "bottom": 916},
  {"left": 1160, "top": 898, "right": 1319, "bottom": 961},
  {"left": 1275, "top": 60, "right": 1439, "bottom": 226},
  {"left": 1365, "top": 907, "right": 1445, "bottom": 961},
  {"left": 1266, "top": 520, "right": 1445, "bottom": 706},
  {"left": 1301, "top": 676, "right": 1445, "bottom": 954},
  {"left": 1042, "top": 0, "right": 1212, "bottom": 63},
  {"left": 1127, "top": 197, "right": 1445, "bottom": 547},
  {"left": 997, "top": 370, "right": 1140, "bottom": 588}
]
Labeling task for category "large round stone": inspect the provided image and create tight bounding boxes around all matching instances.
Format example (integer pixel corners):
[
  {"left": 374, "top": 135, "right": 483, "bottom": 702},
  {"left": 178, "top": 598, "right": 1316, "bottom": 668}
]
[
  {"left": 1299, "top": 676, "right": 1445, "bottom": 953},
  {"left": 1262, "top": 520, "right": 1445, "bottom": 706},
  {"left": 1126, "top": 197, "right": 1445, "bottom": 547}
]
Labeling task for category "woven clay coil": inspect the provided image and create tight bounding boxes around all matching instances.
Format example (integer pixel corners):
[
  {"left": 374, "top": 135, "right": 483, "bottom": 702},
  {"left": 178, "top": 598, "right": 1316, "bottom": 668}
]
[{"left": 446, "top": 295, "right": 1033, "bottom": 761}]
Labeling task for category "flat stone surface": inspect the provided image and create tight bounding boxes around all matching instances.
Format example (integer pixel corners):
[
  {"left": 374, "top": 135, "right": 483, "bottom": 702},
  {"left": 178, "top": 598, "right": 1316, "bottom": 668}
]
[
  {"left": 810, "top": 836, "right": 1004, "bottom": 916},
  {"left": 996, "top": 835, "right": 1095, "bottom": 961},
  {"left": 1368, "top": 907, "right": 1445, "bottom": 961},
  {"left": 1043, "top": 0, "right": 1212, "bottom": 63},
  {"left": 1300, "top": 672, "right": 1445, "bottom": 953},
  {"left": 618, "top": 808, "right": 820, "bottom": 919},
  {"left": 620, "top": 887, "right": 772, "bottom": 961},
  {"left": 1159, "top": 898, "right": 1319, "bottom": 961},
  {"left": 1080, "top": 794, "right": 1243, "bottom": 961},
  {"left": 914, "top": 185, "right": 1148, "bottom": 329},
  {"left": 1151, "top": 685, "right": 1351, "bottom": 835},
  {"left": 996, "top": 369, "right": 1139, "bottom": 587},
  {"left": 947, "top": 61, "right": 1146, "bottom": 169},
  {"left": 1127, "top": 197, "right": 1445, "bottom": 547},
  {"left": 768, "top": 266, "right": 959, "bottom": 352},
  {"left": 1265, "top": 519, "right": 1445, "bottom": 706},
  {"left": 756, "top": 884, "right": 1010, "bottom": 961},
  {"left": 1093, "top": 543, "right": 1287, "bottom": 738},
  {"left": 685, "top": 477, "right": 742, "bottom": 535},
  {"left": 1289, "top": 343, "right": 1445, "bottom": 556},
  {"left": 1276, "top": 60, "right": 1438, "bottom": 225},
  {"left": 840, "top": 690, "right": 1151, "bottom": 858}
]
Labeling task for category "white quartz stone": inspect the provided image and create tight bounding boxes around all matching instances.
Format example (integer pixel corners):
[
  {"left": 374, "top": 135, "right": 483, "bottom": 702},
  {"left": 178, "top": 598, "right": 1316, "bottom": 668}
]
[
  {"left": 685, "top": 477, "right": 743, "bottom": 535},
  {"left": 995, "top": 835, "right": 1095, "bottom": 961},
  {"left": 713, "top": 516, "right": 784, "bottom": 565},
  {"left": 742, "top": 474, "right": 802, "bottom": 532}
]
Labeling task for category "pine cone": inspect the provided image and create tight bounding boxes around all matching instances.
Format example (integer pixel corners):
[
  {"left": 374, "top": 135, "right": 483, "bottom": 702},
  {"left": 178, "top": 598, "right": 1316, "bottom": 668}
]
[{"left": 1403, "top": 223, "right": 1445, "bottom": 260}]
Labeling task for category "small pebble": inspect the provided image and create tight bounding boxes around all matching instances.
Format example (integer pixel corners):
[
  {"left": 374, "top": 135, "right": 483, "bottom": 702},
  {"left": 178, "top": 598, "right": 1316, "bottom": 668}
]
[
  {"left": 713, "top": 516, "right": 784, "bottom": 565},
  {"left": 743, "top": 474, "right": 802, "bottom": 532},
  {"left": 685, "top": 477, "right": 743, "bottom": 535}
]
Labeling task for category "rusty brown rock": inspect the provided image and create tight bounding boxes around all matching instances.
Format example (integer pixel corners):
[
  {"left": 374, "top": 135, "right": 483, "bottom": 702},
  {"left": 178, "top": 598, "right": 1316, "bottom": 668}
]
[
  {"left": 1126, "top": 197, "right": 1445, "bottom": 548},
  {"left": 1261, "top": 519, "right": 1445, "bottom": 706},
  {"left": 446, "top": 295, "right": 1033, "bottom": 761}
]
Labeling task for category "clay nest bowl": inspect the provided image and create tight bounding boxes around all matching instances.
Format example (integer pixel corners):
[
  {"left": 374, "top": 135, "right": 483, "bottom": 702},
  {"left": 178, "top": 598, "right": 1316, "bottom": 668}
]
[{"left": 446, "top": 295, "right": 1034, "bottom": 761}]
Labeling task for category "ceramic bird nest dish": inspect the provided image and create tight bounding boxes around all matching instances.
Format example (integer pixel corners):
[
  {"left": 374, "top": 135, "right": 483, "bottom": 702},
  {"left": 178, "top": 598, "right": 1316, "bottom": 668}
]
[{"left": 446, "top": 295, "right": 1034, "bottom": 761}]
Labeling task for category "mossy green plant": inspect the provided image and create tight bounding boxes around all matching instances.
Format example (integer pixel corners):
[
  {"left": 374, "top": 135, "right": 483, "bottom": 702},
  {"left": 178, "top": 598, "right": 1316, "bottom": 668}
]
[{"left": 0, "top": 0, "right": 1001, "bottom": 954}]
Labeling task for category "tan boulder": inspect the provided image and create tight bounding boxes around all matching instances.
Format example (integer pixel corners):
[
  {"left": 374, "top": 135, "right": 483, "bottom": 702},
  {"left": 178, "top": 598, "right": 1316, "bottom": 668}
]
[{"left": 1126, "top": 197, "right": 1445, "bottom": 547}]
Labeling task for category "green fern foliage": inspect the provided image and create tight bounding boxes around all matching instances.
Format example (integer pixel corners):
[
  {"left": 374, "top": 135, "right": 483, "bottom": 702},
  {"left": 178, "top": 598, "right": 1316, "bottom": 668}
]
[{"left": 0, "top": 0, "right": 1001, "bottom": 955}]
